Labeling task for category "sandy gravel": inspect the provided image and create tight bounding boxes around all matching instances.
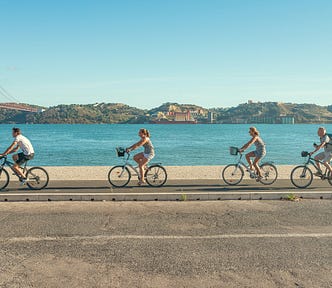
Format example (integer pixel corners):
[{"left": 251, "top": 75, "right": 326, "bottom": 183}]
[{"left": 10, "top": 165, "right": 295, "bottom": 181}]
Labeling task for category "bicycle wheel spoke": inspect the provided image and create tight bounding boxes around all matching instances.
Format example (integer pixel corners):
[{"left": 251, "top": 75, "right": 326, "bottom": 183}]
[
  {"left": 26, "top": 167, "right": 49, "bottom": 190},
  {"left": 291, "top": 166, "right": 313, "bottom": 188},
  {"left": 259, "top": 164, "right": 278, "bottom": 185},
  {"left": 108, "top": 166, "right": 131, "bottom": 187},
  {"left": 145, "top": 165, "right": 167, "bottom": 187},
  {"left": 222, "top": 164, "right": 243, "bottom": 185}
]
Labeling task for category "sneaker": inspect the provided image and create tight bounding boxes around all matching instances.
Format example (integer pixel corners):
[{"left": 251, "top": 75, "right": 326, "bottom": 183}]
[{"left": 19, "top": 178, "right": 27, "bottom": 186}]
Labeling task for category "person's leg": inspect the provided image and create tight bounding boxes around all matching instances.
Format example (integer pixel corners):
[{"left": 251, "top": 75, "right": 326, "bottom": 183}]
[
  {"left": 245, "top": 151, "right": 255, "bottom": 170},
  {"left": 133, "top": 152, "right": 144, "bottom": 165},
  {"left": 12, "top": 153, "right": 26, "bottom": 179},
  {"left": 139, "top": 157, "right": 149, "bottom": 184},
  {"left": 322, "top": 154, "right": 332, "bottom": 177},
  {"left": 253, "top": 156, "right": 262, "bottom": 178},
  {"left": 314, "top": 153, "right": 324, "bottom": 174}
]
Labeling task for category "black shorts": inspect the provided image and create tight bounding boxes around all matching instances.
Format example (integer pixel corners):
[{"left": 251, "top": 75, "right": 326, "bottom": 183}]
[{"left": 16, "top": 153, "right": 34, "bottom": 165}]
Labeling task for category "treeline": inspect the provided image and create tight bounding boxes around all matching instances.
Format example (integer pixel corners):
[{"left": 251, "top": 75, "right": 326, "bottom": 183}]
[{"left": 0, "top": 101, "right": 332, "bottom": 124}]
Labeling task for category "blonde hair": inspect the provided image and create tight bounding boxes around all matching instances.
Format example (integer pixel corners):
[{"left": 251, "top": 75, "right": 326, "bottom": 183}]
[
  {"left": 249, "top": 126, "right": 259, "bottom": 136},
  {"left": 140, "top": 128, "right": 150, "bottom": 138}
]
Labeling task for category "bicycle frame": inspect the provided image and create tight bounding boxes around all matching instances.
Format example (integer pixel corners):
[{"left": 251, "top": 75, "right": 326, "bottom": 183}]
[
  {"left": 118, "top": 153, "right": 141, "bottom": 179},
  {"left": 303, "top": 155, "right": 331, "bottom": 178},
  {"left": 0, "top": 156, "right": 28, "bottom": 179},
  {"left": 117, "top": 153, "right": 161, "bottom": 180},
  {"left": 234, "top": 152, "right": 273, "bottom": 177}
]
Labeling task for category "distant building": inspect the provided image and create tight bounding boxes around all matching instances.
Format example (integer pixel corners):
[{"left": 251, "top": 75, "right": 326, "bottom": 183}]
[
  {"left": 207, "top": 111, "right": 214, "bottom": 123},
  {"left": 280, "top": 116, "right": 295, "bottom": 124},
  {"left": 175, "top": 110, "right": 193, "bottom": 122}
]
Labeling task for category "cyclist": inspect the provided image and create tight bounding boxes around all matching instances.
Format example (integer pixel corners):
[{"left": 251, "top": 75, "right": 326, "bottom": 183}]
[
  {"left": 310, "top": 127, "right": 332, "bottom": 178},
  {"left": 239, "top": 127, "right": 266, "bottom": 181},
  {"left": 126, "top": 128, "right": 155, "bottom": 185},
  {"left": 0, "top": 127, "right": 34, "bottom": 181}
]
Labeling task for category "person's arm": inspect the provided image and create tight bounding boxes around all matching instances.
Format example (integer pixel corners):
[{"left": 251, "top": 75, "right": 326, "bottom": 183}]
[
  {"left": 239, "top": 137, "right": 257, "bottom": 152},
  {"left": 0, "top": 141, "right": 18, "bottom": 156},
  {"left": 126, "top": 138, "right": 147, "bottom": 153},
  {"left": 310, "top": 140, "right": 326, "bottom": 155}
]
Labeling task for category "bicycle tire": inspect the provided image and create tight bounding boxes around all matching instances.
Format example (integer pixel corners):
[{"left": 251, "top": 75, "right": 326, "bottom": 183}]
[
  {"left": 328, "top": 171, "right": 332, "bottom": 186},
  {"left": 222, "top": 164, "right": 244, "bottom": 185},
  {"left": 259, "top": 163, "right": 278, "bottom": 185},
  {"left": 145, "top": 165, "right": 167, "bottom": 187},
  {"left": 108, "top": 166, "right": 131, "bottom": 187},
  {"left": 0, "top": 168, "right": 10, "bottom": 190},
  {"left": 26, "top": 167, "right": 49, "bottom": 190},
  {"left": 290, "top": 165, "right": 313, "bottom": 189}
]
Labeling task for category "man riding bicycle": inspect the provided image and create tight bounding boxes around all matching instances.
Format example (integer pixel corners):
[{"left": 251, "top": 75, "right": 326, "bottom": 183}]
[
  {"left": 310, "top": 127, "right": 332, "bottom": 179},
  {"left": 0, "top": 127, "right": 35, "bottom": 181}
]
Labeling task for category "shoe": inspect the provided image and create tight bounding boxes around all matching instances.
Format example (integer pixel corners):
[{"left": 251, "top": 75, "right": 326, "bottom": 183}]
[
  {"left": 137, "top": 181, "right": 146, "bottom": 186},
  {"left": 256, "top": 176, "right": 263, "bottom": 182},
  {"left": 19, "top": 177, "right": 27, "bottom": 185}
]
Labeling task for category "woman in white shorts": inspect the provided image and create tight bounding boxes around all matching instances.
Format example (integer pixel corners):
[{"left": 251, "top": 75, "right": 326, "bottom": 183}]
[{"left": 126, "top": 128, "right": 155, "bottom": 185}]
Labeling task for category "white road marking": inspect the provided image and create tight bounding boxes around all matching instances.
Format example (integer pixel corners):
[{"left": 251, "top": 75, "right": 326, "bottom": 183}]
[{"left": 1, "top": 233, "right": 332, "bottom": 243}]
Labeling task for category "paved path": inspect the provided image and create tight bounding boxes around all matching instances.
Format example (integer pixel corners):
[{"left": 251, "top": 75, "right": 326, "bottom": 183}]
[
  {"left": 0, "top": 180, "right": 331, "bottom": 201},
  {"left": 0, "top": 201, "right": 331, "bottom": 287}
]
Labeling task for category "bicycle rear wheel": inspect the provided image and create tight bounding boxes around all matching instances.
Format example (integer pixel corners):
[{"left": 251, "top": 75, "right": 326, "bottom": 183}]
[
  {"left": 108, "top": 166, "right": 131, "bottom": 187},
  {"left": 328, "top": 171, "right": 332, "bottom": 186},
  {"left": 0, "top": 168, "right": 10, "bottom": 190},
  {"left": 290, "top": 165, "right": 313, "bottom": 188},
  {"left": 26, "top": 167, "right": 49, "bottom": 190},
  {"left": 259, "top": 163, "right": 278, "bottom": 185},
  {"left": 145, "top": 165, "right": 167, "bottom": 187},
  {"left": 222, "top": 164, "right": 244, "bottom": 185}
]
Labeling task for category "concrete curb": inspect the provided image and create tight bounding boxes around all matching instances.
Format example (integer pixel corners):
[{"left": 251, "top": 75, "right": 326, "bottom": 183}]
[{"left": 0, "top": 191, "right": 331, "bottom": 202}]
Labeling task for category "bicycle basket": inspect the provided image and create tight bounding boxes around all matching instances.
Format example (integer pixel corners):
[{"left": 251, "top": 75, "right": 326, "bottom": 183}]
[
  {"left": 229, "top": 146, "right": 239, "bottom": 155},
  {"left": 301, "top": 151, "right": 309, "bottom": 157},
  {"left": 116, "top": 147, "right": 126, "bottom": 157}
]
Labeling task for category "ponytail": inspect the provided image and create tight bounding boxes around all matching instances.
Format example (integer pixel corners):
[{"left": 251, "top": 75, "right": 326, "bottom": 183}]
[{"left": 140, "top": 128, "right": 151, "bottom": 138}]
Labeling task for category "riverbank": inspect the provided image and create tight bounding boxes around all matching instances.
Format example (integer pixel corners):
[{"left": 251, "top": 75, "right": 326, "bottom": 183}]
[{"left": 14, "top": 165, "right": 295, "bottom": 181}]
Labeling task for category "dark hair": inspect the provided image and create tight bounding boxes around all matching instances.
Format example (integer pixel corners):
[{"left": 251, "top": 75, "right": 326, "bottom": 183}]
[
  {"left": 12, "top": 127, "right": 21, "bottom": 134},
  {"left": 140, "top": 128, "right": 150, "bottom": 138}
]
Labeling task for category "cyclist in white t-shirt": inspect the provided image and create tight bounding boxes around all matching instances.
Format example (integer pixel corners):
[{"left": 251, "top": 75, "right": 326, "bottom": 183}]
[{"left": 0, "top": 127, "right": 35, "bottom": 180}]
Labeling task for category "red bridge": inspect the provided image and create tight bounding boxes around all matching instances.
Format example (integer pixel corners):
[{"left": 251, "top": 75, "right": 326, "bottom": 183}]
[{"left": 0, "top": 102, "right": 39, "bottom": 113}]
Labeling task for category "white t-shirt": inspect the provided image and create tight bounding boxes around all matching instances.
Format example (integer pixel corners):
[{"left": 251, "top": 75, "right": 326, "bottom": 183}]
[{"left": 14, "top": 135, "right": 34, "bottom": 155}]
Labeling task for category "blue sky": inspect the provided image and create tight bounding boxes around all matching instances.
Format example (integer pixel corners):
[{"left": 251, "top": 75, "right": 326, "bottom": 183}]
[{"left": 0, "top": 0, "right": 331, "bottom": 108}]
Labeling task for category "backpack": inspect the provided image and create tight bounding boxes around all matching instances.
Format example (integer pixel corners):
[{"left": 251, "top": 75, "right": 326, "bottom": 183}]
[{"left": 325, "top": 133, "right": 332, "bottom": 147}]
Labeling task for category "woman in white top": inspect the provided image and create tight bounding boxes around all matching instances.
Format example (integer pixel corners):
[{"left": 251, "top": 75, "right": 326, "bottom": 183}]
[
  {"left": 239, "top": 127, "right": 266, "bottom": 181},
  {"left": 126, "top": 128, "right": 155, "bottom": 185}
]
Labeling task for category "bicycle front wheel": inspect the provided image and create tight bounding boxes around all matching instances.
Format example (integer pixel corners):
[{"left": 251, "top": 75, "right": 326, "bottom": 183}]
[
  {"left": 259, "top": 163, "right": 278, "bottom": 185},
  {"left": 145, "top": 165, "right": 167, "bottom": 187},
  {"left": 26, "top": 167, "right": 49, "bottom": 190},
  {"left": 290, "top": 165, "right": 313, "bottom": 188},
  {"left": 222, "top": 164, "right": 244, "bottom": 185},
  {"left": 0, "top": 168, "right": 10, "bottom": 190},
  {"left": 108, "top": 166, "right": 131, "bottom": 187}
]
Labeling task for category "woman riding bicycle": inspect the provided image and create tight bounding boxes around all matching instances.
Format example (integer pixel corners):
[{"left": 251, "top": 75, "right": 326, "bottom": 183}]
[
  {"left": 239, "top": 127, "right": 266, "bottom": 181},
  {"left": 126, "top": 128, "right": 155, "bottom": 185}
]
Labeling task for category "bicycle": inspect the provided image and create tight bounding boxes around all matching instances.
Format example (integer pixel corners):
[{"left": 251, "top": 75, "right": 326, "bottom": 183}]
[
  {"left": 222, "top": 146, "right": 278, "bottom": 185},
  {"left": 290, "top": 151, "right": 332, "bottom": 188},
  {"left": 108, "top": 147, "right": 167, "bottom": 187},
  {"left": 0, "top": 155, "right": 49, "bottom": 190}
]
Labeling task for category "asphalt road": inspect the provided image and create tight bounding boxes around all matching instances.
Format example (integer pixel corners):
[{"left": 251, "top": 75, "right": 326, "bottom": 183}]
[
  {"left": 1, "top": 179, "right": 332, "bottom": 194},
  {"left": 0, "top": 201, "right": 331, "bottom": 287}
]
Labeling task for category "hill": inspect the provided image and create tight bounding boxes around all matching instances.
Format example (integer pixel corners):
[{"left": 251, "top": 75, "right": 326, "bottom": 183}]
[{"left": 0, "top": 101, "right": 332, "bottom": 124}]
